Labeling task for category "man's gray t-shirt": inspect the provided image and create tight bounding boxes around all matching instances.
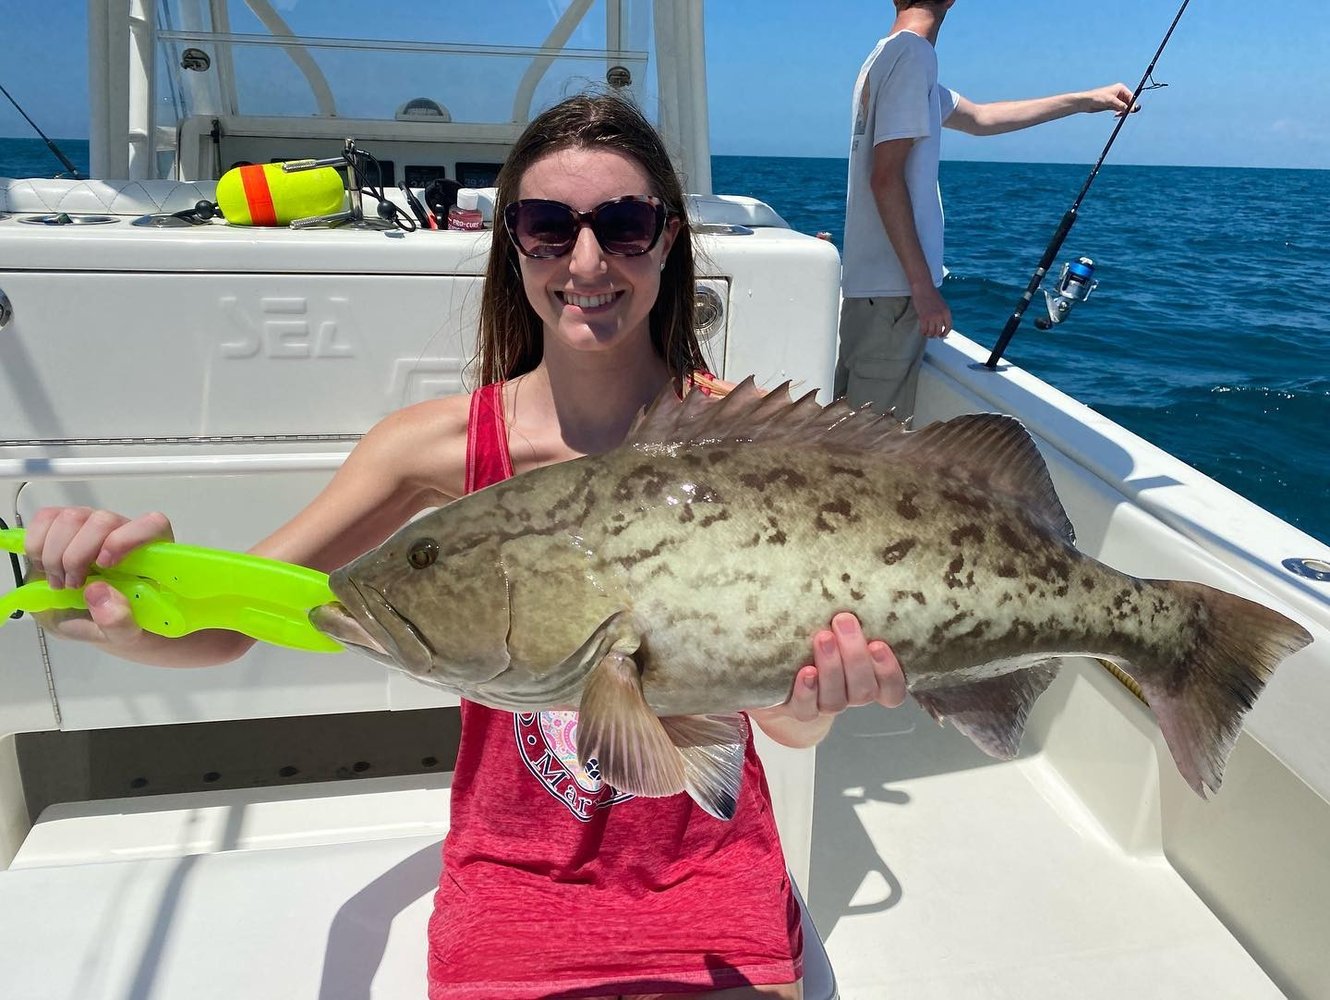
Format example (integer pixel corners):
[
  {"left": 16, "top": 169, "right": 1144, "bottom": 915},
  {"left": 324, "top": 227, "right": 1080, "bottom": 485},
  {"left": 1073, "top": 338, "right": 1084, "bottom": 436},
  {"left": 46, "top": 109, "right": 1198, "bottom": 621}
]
[{"left": 842, "top": 30, "right": 959, "bottom": 298}]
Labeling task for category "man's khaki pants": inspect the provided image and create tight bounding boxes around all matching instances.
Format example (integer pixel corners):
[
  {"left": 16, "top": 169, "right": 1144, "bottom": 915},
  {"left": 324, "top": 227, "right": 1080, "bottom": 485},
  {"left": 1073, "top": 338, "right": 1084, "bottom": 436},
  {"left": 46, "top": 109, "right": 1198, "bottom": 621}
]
[{"left": 833, "top": 295, "right": 925, "bottom": 421}]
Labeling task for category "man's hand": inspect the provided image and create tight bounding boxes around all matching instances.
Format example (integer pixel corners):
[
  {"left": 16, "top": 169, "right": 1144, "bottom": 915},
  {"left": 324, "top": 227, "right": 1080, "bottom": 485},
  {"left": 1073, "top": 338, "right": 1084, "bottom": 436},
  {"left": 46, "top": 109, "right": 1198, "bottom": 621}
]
[
  {"left": 1082, "top": 82, "right": 1139, "bottom": 116},
  {"left": 912, "top": 283, "right": 951, "bottom": 339}
]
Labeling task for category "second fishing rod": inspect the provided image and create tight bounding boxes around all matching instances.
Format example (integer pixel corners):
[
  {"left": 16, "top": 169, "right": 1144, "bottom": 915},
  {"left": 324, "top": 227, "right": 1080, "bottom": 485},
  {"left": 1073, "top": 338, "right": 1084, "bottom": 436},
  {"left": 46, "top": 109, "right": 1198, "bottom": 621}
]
[{"left": 982, "top": 0, "right": 1192, "bottom": 370}]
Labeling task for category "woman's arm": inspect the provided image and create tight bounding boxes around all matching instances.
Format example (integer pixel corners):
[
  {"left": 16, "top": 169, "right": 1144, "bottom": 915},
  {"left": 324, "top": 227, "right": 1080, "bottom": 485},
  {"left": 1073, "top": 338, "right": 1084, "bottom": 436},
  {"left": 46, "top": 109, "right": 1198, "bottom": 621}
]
[
  {"left": 249, "top": 397, "right": 469, "bottom": 571},
  {"left": 25, "top": 394, "right": 472, "bottom": 668}
]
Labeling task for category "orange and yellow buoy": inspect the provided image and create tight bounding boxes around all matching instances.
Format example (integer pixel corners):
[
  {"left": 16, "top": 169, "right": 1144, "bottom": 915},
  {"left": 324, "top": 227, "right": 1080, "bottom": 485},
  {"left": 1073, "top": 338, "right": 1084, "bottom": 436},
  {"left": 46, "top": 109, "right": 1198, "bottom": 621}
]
[{"left": 215, "top": 162, "right": 345, "bottom": 226}]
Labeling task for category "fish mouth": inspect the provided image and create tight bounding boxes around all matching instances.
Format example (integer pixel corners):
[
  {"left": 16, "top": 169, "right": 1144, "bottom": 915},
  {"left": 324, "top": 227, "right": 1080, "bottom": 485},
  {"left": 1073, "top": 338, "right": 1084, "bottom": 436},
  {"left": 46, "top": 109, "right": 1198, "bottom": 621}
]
[{"left": 309, "top": 575, "right": 434, "bottom": 675}]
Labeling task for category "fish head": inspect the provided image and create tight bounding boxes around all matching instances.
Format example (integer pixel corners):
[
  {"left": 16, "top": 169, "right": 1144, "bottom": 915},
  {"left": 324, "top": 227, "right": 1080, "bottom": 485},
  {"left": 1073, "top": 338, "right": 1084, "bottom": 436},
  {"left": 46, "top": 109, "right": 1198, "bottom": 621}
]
[{"left": 309, "top": 517, "right": 511, "bottom": 691}]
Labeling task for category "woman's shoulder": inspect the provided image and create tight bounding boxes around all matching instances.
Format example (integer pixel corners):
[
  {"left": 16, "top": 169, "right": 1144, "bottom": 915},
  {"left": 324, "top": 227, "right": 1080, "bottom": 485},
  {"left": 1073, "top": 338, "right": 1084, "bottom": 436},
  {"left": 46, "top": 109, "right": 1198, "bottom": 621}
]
[
  {"left": 375, "top": 390, "right": 474, "bottom": 435},
  {"left": 349, "top": 391, "right": 477, "bottom": 501}
]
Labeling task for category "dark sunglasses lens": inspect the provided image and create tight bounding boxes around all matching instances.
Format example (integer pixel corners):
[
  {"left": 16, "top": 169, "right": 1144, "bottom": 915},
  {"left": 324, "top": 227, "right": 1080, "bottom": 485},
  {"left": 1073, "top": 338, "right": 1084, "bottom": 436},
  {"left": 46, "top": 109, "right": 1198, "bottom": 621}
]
[
  {"left": 512, "top": 202, "right": 576, "bottom": 257},
  {"left": 594, "top": 201, "right": 660, "bottom": 255}
]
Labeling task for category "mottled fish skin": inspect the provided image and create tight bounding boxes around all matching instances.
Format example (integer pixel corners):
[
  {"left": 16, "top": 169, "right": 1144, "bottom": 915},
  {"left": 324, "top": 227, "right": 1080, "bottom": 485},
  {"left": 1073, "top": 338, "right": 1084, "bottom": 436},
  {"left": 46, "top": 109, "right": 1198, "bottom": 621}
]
[
  {"left": 321, "top": 381, "right": 1312, "bottom": 798},
  {"left": 330, "top": 434, "right": 1201, "bottom": 710},
  {"left": 444, "top": 443, "right": 1185, "bottom": 715}
]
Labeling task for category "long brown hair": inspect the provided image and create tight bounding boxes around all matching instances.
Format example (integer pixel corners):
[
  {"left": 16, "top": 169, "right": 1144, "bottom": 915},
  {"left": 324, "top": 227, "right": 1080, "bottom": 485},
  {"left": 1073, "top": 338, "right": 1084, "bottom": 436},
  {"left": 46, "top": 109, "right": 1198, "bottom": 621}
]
[{"left": 474, "top": 93, "right": 703, "bottom": 387}]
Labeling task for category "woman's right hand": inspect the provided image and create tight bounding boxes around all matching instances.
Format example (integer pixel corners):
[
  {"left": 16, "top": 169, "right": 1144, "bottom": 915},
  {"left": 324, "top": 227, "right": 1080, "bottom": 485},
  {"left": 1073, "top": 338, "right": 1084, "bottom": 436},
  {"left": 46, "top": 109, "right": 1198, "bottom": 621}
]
[{"left": 23, "top": 507, "right": 175, "bottom": 646}]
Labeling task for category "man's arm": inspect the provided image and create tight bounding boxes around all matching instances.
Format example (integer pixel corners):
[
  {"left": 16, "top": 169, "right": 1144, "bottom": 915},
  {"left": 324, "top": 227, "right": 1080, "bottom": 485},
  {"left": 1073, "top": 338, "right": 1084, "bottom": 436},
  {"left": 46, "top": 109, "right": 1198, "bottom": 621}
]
[
  {"left": 946, "top": 83, "right": 1135, "bottom": 136},
  {"left": 869, "top": 137, "right": 950, "bottom": 338}
]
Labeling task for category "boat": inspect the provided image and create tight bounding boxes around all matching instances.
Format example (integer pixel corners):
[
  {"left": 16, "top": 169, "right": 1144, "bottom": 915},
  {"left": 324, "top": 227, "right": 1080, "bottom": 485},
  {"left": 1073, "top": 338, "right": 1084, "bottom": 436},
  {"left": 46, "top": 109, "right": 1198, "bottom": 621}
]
[{"left": 0, "top": 2, "right": 1326, "bottom": 997}]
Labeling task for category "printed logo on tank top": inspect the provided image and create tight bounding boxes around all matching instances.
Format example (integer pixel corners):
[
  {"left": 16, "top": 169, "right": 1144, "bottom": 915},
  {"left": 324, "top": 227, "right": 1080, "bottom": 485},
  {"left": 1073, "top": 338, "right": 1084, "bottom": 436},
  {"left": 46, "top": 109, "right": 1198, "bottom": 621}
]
[{"left": 514, "top": 710, "right": 635, "bottom": 821}]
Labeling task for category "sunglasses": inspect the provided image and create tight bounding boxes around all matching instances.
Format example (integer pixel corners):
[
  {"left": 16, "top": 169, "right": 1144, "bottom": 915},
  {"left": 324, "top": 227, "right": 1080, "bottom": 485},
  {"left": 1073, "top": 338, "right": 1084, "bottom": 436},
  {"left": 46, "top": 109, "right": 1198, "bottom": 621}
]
[{"left": 504, "top": 195, "right": 668, "bottom": 259}]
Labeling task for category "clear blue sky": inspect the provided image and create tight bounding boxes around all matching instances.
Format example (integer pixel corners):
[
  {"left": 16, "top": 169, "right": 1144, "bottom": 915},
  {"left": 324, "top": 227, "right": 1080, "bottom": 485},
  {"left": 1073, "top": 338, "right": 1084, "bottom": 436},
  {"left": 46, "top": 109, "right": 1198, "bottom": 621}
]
[{"left": 3, "top": 0, "right": 1327, "bottom": 169}]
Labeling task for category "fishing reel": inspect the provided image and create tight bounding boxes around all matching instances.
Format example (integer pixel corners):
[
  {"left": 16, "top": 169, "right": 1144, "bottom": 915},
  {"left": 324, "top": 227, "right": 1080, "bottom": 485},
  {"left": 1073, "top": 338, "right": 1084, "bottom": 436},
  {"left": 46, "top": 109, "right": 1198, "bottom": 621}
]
[{"left": 1034, "top": 257, "right": 1098, "bottom": 330}]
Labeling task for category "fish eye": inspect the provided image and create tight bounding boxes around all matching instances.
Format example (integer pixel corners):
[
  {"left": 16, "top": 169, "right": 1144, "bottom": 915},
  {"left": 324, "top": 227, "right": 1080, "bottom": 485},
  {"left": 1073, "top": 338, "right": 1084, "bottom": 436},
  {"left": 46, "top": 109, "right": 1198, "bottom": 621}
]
[{"left": 408, "top": 538, "right": 439, "bottom": 569}]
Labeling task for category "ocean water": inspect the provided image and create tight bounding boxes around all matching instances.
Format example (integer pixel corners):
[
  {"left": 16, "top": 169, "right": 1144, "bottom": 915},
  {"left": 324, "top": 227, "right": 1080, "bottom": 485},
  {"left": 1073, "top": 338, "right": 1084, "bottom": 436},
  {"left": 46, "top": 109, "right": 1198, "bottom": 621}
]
[
  {"left": 0, "top": 137, "right": 88, "bottom": 182},
  {"left": 3, "top": 138, "right": 1326, "bottom": 543},
  {"left": 718, "top": 155, "right": 1330, "bottom": 546}
]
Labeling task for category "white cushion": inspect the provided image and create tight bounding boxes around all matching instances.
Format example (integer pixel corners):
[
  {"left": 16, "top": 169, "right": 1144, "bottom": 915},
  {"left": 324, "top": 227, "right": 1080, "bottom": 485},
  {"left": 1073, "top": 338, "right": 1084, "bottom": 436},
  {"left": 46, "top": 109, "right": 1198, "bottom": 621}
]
[{"left": 0, "top": 177, "right": 219, "bottom": 216}]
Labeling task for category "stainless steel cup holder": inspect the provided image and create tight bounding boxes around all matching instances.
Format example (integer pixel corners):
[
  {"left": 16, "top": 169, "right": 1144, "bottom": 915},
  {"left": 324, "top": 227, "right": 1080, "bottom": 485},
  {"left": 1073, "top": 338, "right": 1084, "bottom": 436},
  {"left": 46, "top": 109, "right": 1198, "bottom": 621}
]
[
  {"left": 133, "top": 213, "right": 197, "bottom": 228},
  {"left": 19, "top": 213, "right": 120, "bottom": 226}
]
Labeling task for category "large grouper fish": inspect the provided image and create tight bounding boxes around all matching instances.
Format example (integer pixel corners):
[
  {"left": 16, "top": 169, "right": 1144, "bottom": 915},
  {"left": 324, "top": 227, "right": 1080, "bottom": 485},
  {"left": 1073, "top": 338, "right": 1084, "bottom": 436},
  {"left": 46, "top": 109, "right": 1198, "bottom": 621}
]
[{"left": 310, "top": 379, "right": 1312, "bottom": 819}]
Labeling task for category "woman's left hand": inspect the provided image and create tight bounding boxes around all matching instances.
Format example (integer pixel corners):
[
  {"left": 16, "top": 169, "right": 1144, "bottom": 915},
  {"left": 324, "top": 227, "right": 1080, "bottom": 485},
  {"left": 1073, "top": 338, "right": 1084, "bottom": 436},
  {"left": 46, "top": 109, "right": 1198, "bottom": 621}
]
[{"left": 750, "top": 612, "right": 907, "bottom": 747}]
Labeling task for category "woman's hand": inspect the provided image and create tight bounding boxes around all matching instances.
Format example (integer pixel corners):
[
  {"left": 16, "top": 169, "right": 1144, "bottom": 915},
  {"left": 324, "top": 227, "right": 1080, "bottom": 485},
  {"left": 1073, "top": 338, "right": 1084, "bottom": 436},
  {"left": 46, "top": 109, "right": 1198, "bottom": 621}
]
[
  {"left": 750, "top": 612, "right": 907, "bottom": 749},
  {"left": 23, "top": 507, "right": 175, "bottom": 646}
]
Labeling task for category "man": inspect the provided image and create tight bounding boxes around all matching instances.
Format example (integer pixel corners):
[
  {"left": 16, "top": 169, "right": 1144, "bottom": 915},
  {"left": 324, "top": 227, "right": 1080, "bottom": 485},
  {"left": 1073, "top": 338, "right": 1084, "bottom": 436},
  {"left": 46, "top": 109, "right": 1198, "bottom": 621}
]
[{"left": 836, "top": 0, "right": 1135, "bottom": 419}]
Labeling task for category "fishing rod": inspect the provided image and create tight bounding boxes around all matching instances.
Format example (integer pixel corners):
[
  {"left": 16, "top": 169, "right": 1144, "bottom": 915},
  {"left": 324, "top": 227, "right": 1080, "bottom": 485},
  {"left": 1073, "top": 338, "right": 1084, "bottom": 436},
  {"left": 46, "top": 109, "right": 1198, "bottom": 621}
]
[
  {"left": 0, "top": 81, "right": 82, "bottom": 180},
  {"left": 982, "top": 0, "right": 1191, "bottom": 370}
]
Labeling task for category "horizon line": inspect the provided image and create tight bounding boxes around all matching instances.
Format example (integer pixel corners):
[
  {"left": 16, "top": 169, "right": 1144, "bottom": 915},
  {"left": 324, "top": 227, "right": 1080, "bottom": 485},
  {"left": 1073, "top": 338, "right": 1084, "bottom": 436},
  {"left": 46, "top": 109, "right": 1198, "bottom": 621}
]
[{"left": 0, "top": 135, "right": 1325, "bottom": 173}]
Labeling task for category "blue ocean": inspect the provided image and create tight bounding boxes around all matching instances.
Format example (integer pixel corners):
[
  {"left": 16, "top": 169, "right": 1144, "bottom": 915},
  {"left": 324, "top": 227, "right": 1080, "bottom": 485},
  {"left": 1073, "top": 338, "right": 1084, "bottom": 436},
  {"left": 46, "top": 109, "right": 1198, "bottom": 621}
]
[
  {"left": 716, "top": 155, "right": 1330, "bottom": 547},
  {"left": 4, "top": 138, "right": 1327, "bottom": 544}
]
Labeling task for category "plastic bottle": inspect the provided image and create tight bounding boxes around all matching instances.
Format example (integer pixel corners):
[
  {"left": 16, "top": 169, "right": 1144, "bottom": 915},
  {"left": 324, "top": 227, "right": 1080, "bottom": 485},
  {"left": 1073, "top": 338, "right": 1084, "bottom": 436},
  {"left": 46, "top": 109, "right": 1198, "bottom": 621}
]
[{"left": 447, "top": 189, "right": 485, "bottom": 231}]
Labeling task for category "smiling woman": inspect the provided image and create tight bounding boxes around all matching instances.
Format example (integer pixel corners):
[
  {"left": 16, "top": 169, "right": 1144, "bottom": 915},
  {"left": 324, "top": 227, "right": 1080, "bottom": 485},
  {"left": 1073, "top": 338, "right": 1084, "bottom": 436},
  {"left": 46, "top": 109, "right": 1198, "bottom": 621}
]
[
  {"left": 474, "top": 93, "right": 702, "bottom": 396},
  {"left": 18, "top": 91, "right": 904, "bottom": 1000},
  {"left": 4, "top": 3, "right": 1330, "bottom": 998},
  {"left": 513, "top": 147, "right": 679, "bottom": 365}
]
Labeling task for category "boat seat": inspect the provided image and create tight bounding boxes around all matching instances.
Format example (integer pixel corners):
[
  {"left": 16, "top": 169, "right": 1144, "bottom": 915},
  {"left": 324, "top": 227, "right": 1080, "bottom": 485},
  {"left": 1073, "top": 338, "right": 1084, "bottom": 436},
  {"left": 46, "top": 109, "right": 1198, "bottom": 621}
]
[
  {"left": 0, "top": 777, "right": 837, "bottom": 998},
  {"left": 0, "top": 177, "right": 220, "bottom": 217}
]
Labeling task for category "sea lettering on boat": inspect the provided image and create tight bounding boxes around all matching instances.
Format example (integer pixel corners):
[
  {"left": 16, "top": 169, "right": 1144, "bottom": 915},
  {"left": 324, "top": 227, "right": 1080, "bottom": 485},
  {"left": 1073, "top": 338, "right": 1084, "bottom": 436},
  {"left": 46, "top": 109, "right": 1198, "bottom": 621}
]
[{"left": 217, "top": 295, "right": 357, "bottom": 359}]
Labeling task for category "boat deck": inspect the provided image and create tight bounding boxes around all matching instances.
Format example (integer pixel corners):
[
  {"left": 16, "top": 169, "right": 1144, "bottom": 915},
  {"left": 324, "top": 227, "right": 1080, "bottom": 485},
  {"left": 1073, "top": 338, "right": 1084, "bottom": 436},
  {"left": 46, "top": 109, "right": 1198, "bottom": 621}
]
[
  {"left": 0, "top": 662, "right": 1289, "bottom": 999},
  {"left": 811, "top": 694, "right": 1284, "bottom": 999}
]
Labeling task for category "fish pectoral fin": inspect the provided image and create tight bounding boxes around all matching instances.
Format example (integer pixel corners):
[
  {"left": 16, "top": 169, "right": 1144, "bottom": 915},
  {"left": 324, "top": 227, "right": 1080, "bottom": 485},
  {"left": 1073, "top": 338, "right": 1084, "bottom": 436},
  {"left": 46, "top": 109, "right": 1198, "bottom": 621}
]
[
  {"left": 660, "top": 714, "right": 749, "bottom": 821},
  {"left": 577, "top": 651, "right": 686, "bottom": 799},
  {"left": 912, "top": 659, "right": 1062, "bottom": 760}
]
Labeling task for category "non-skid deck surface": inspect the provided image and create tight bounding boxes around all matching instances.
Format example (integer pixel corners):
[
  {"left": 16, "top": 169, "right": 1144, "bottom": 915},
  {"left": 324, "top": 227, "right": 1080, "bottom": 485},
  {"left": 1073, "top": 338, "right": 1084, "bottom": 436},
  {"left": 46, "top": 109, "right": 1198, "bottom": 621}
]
[
  {"left": 0, "top": 773, "right": 836, "bottom": 999},
  {"left": 0, "top": 699, "right": 1286, "bottom": 1000},
  {"left": 0, "top": 832, "right": 443, "bottom": 999},
  {"left": 809, "top": 700, "right": 1286, "bottom": 999}
]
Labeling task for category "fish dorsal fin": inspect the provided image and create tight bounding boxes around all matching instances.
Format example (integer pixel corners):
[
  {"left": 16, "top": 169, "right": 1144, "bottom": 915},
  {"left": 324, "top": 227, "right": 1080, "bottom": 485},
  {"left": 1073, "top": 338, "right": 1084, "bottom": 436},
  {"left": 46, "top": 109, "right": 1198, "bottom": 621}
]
[
  {"left": 629, "top": 376, "right": 904, "bottom": 452},
  {"left": 627, "top": 378, "right": 1074, "bottom": 543},
  {"left": 900, "top": 412, "right": 1076, "bottom": 544}
]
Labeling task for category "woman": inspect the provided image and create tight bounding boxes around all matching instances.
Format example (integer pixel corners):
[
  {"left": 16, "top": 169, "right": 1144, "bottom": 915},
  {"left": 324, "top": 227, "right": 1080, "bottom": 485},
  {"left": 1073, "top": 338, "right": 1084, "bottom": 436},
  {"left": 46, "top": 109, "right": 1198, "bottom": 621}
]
[{"left": 25, "top": 94, "right": 906, "bottom": 999}]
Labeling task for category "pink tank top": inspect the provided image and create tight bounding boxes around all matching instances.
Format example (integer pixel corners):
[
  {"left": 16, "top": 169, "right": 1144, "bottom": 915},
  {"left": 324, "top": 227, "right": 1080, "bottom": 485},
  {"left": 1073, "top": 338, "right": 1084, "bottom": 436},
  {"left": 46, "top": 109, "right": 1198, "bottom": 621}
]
[{"left": 427, "top": 382, "right": 803, "bottom": 998}]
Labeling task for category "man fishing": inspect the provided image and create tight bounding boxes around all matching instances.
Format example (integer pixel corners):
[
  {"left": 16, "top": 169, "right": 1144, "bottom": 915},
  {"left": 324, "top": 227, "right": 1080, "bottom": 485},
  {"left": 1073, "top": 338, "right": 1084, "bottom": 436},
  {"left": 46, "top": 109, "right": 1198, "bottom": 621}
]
[{"left": 836, "top": 0, "right": 1136, "bottom": 419}]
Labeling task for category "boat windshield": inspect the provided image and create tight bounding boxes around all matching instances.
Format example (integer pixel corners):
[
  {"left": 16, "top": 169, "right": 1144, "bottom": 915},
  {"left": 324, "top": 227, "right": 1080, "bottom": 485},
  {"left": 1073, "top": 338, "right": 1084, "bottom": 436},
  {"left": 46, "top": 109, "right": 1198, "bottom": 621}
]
[{"left": 153, "top": 0, "right": 657, "bottom": 129}]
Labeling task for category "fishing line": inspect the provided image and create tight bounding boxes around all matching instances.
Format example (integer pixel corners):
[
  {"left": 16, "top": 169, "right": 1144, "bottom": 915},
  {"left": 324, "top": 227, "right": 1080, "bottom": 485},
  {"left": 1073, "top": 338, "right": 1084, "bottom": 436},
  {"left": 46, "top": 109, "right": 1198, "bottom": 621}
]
[
  {"left": 982, "top": 0, "right": 1192, "bottom": 370},
  {"left": 0, "top": 81, "right": 82, "bottom": 180}
]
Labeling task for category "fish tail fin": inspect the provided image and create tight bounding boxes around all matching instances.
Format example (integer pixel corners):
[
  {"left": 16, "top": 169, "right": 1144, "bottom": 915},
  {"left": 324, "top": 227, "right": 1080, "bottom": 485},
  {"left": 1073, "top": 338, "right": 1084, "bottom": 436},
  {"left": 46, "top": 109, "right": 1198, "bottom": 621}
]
[{"left": 1131, "top": 581, "right": 1311, "bottom": 797}]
